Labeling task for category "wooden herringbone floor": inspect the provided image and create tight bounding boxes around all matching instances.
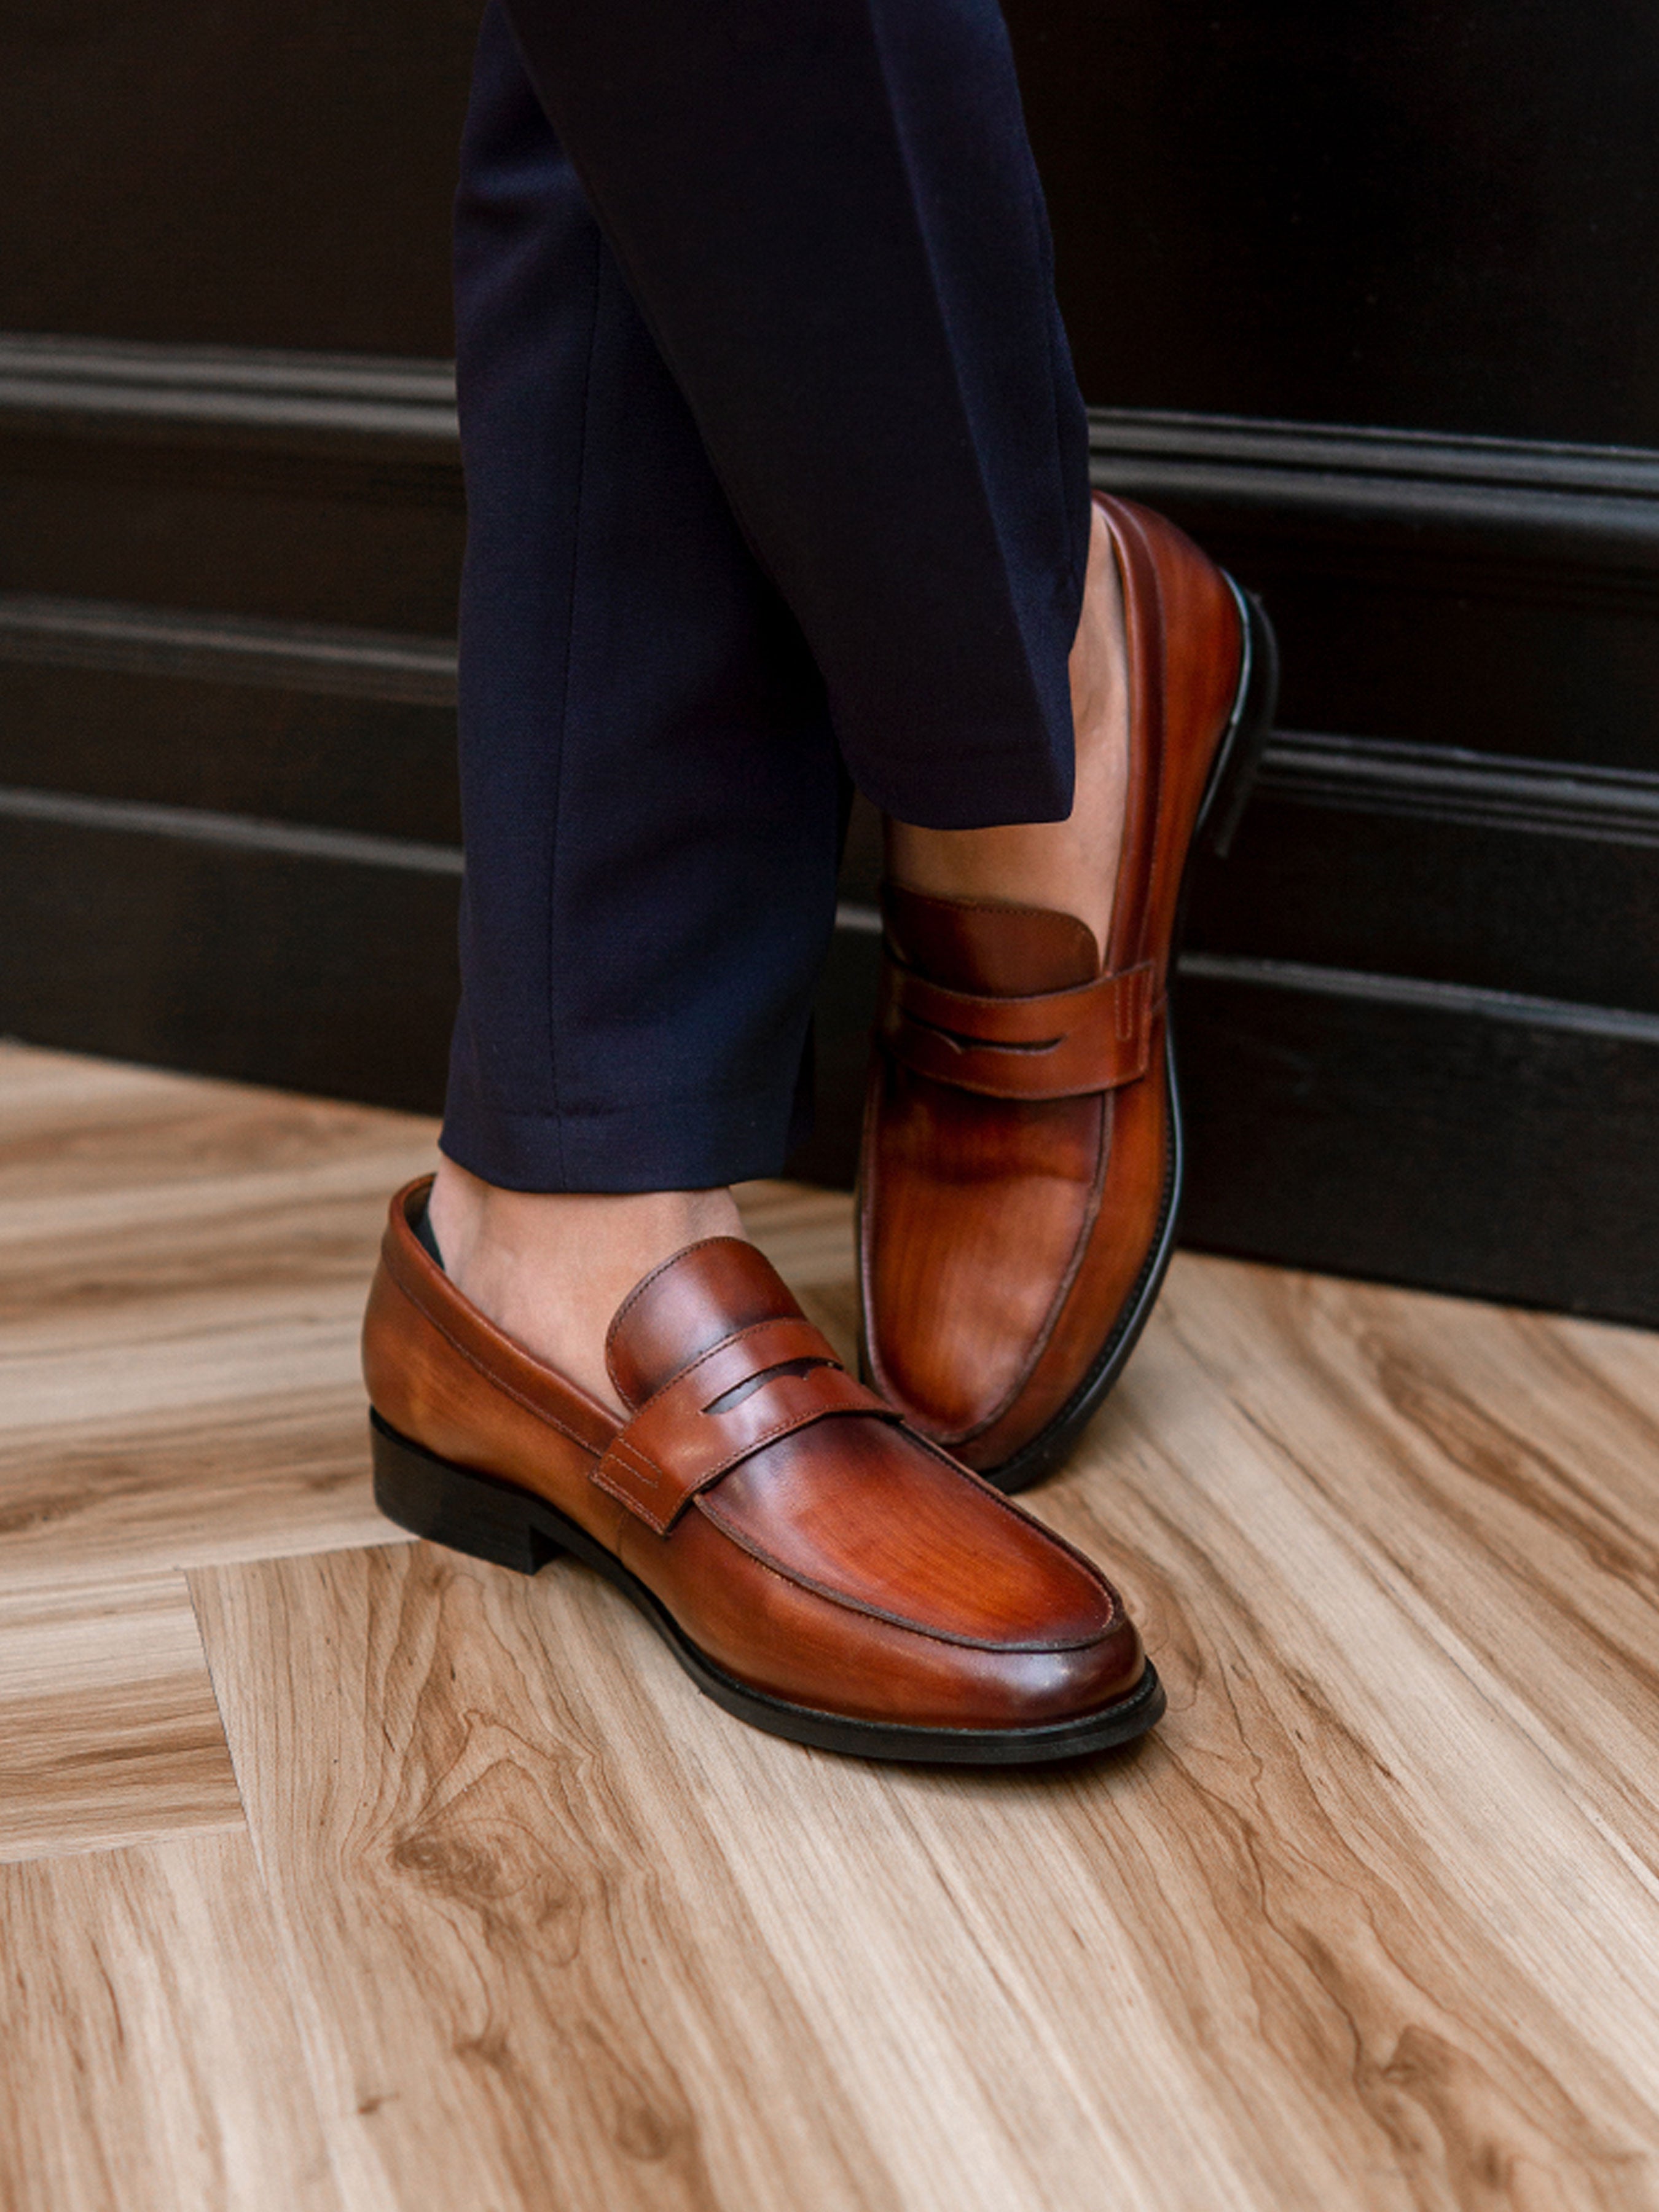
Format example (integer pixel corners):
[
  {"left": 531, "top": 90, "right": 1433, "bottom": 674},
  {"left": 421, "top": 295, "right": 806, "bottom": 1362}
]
[{"left": 4, "top": 1037, "right": 1659, "bottom": 2211}]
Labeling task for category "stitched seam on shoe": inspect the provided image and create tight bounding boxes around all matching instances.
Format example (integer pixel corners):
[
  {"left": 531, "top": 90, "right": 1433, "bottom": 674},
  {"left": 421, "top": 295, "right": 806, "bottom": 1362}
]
[
  {"left": 694, "top": 1492, "right": 1112, "bottom": 1653},
  {"left": 380, "top": 1261, "right": 605, "bottom": 1458},
  {"left": 645, "top": 1317, "right": 835, "bottom": 1403},
  {"left": 604, "top": 1236, "right": 771, "bottom": 1387},
  {"left": 594, "top": 1402, "right": 880, "bottom": 1529}
]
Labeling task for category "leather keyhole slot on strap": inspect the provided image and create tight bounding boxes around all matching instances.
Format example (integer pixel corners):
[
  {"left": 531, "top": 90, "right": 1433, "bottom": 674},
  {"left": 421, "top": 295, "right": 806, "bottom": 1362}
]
[
  {"left": 590, "top": 1315, "right": 899, "bottom": 1535},
  {"left": 880, "top": 955, "right": 1160, "bottom": 1099},
  {"left": 702, "top": 1355, "right": 836, "bottom": 1416},
  {"left": 906, "top": 1011, "right": 1067, "bottom": 1057}
]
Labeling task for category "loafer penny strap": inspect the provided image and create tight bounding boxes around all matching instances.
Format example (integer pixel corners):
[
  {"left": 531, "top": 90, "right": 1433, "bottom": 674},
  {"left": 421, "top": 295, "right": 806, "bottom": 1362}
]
[
  {"left": 592, "top": 1314, "right": 900, "bottom": 1535},
  {"left": 879, "top": 955, "right": 1160, "bottom": 1099}
]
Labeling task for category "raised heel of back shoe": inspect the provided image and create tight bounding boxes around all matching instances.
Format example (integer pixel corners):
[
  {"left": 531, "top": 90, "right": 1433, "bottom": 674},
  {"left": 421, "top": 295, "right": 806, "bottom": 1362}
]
[
  {"left": 1198, "top": 582, "right": 1280, "bottom": 859},
  {"left": 370, "top": 1411, "right": 564, "bottom": 1577}
]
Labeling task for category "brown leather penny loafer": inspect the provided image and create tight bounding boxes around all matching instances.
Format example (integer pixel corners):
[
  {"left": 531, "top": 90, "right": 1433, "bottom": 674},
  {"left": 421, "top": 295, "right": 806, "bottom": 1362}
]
[
  {"left": 362, "top": 1177, "right": 1161, "bottom": 1762},
  {"left": 858, "top": 492, "right": 1278, "bottom": 1493}
]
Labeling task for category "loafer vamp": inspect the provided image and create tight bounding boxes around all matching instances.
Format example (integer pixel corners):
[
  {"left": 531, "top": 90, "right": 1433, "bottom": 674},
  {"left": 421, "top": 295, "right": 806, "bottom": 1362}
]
[
  {"left": 861, "top": 1061, "right": 1105, "bottom": 1441},
  {"left": 692, "top": 1413, "right": 1115, "bottom": 1649},
  {"left": 858, "top": 493, "right": 1253, "bottom": 1487},
  {"left": 635, "top": 1501, "right": 1147, "bottom": 1730}
]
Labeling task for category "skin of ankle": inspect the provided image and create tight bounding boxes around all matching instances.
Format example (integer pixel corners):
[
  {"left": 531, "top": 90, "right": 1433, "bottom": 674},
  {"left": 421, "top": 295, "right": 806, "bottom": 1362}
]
[
  {"left": 426, "top": 1157, "right": 744, "bottom": 1413},
  {"left": 884, "top": 500, "right": 1130, "bottom": 961}
]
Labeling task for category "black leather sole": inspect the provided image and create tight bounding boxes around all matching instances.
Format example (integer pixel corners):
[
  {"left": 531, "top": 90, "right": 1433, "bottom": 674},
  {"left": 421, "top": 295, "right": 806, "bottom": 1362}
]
[
  {"left": 978, "top": 581, "right": 1280, "bottom": 1495},
  {"left": 369, "top": 1409, "right": 1166, "bottom": 1764}
]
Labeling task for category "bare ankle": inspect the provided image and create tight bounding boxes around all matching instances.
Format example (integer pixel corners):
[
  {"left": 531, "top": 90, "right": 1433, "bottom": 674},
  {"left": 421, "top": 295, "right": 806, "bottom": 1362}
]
[
  {"left": 427, "top": 1158, "right": 744, "bottom": 1410},
  {"left": 884, "top": 500, "right": 1129, "bottom": 960}
]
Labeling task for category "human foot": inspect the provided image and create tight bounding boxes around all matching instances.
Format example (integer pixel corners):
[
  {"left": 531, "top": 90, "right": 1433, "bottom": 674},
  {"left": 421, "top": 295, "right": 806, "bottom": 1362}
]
[
  {"left": 425, "top": 1156, "right": 745, "bottom": 1413},
  {"left": 366, "top": 1177, "right": 1161, "bottom": 1759},
  {"left": 861, "top": 495, "right": 1276, "bottom": 1490},
  {"left": 884, "top": 495, "right": 1130, "bottom": 957}
]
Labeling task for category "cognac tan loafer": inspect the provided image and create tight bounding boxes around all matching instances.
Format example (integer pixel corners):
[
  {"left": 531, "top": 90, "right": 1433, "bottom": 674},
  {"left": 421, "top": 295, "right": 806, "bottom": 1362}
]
[
  {"left": 858, "top": 492, "right": 1278, "bottom": 1492},
  {"left": 363, "top": 1177, "right": 1161, "bottom": 1761}
]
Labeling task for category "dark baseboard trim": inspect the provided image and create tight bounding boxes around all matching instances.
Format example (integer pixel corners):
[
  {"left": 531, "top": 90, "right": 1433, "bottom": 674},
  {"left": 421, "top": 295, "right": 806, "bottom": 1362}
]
[
  {"left": 0, "top": 783, "right": 887, "bottom": 939},
  {"left": 6, "top": 332, "right": 1659, "bottom": 833},
  {"left": 1178, "top": 952, "right": 1659, "bottom": 1047},
  {"left": 7, "top": 331, "right": 1659, "bottom": 551},
  {"left": 0, "top": 332, "right": 457, "bottom": 456},
  {"left": 1089, "top": 407, "right": 1659, "bottom": 555},
  {"left": 0, "top": 784, "right": 465, "bottom": 874},
  {"left": 10, "top": 616, "right": 1659, "bottom": 853},
  {"left": 1258, "top": 732, "right": 1659, "bottom": 845},
  {"left": 2, "top": 804, "right": 1653, "bottom": 1318},
  {"left": 4, "top": 334, "right": 1652, "bottom": 1317},
  {"left": 0, "top": 593, "right": 457, "bottom": 704},
  {"left": 7, "top": 775, "right": 1647, "bottom": 1046}
]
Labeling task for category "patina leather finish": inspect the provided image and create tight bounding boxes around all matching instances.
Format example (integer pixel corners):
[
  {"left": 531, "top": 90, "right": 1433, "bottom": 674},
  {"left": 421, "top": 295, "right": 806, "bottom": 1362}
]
[
  {"left": 859, "top": 492, "right": 1252, "bottom": 1486},
  {"left": 363, "top": 1177, "right": 1148, "bottom": 1736}
]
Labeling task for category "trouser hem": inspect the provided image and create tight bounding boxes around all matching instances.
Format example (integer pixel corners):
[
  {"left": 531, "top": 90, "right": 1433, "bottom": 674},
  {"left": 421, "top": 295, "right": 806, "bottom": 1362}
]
[{"left": 439, "top": 1079, "right": 812, "bottom": 1194}]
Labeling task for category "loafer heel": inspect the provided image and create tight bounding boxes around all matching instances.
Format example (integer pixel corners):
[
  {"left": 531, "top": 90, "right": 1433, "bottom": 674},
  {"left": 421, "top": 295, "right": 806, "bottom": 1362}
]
[
  {"left": 371, "top": 1410, "right": 565, "bottom": 1577},
  {"left": 1199, "top": 582, "right": 1280, "bottom": 859}
]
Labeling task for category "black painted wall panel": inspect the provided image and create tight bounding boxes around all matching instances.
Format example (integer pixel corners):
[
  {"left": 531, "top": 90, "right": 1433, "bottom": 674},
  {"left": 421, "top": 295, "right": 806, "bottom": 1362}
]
[
  {"left": 0, "top": 434, "right": 463, "bottom": 629},
  {"left": 1175, "top": 975, "right": 1659, "bottom": 1323},
  {"left": 1, "top": 1, "right": 473, "bottom": 353},
  {"left": 1136, "top": 512, "right": 1659, "bottom": 772},
  {"left": 1185, "top": 801, "right": 1659, "bottom": 1018},
  {"left": 0, "top": 820, "right": 458, "bottom": 1114},
  {"left": 4, "top": 1, "right": 1658, "bottom": 1325},
  {"left": 9, "top": 0, "right": 1659, "bottom": 452},
  {"left": 1006, "top": 0, "right": 1659, "bottom": 445},
  {"left": 0, "top": 665, "right": 461, "bottom": 843}
]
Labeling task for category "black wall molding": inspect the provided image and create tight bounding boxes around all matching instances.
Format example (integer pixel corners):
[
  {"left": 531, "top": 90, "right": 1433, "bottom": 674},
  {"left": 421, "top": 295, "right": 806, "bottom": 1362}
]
[
  {"left": 6, "top": 768, "right": 1647, "bottom": 1048},
  {"left": 1257, "top": 732, "right": 1659, "bottom": 845},
  {"left": 0, "top": 334, "right": 458, "bottom": 458},
  {"left": 0, "top": 593, "right": 457, "bottom": 704},
  {"left": 0, "top": 783, "right": 465, "bottom": 875},
  {"left": 12, "top": 589, "right": 1659, "bottom": 853},
  {"left": 4, "top": 332, "right": 1658, "bottom": 1319},
  {"left": 10, "top": 334, "right": 1659, "bottom": 554},
  {"left": 1089, "top": 409, "right": 1659, "bottom": 559},
  {"left": 1178, "top": 953, "right": 1659, "bottom": 1047},
  {"left": 0, "top": 782, "right": 888, "bottom": 943}
]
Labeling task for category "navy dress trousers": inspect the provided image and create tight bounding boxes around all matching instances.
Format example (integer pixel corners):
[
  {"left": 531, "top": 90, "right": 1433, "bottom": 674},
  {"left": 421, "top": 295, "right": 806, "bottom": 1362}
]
[{"left": 442, "top": 0, "right": 1093, "bottom": 1195}]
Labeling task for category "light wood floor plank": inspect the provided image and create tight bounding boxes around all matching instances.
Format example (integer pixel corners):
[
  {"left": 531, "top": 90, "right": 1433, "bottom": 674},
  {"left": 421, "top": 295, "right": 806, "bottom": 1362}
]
[
  {"left": 12, "top": 1041, "right": 1659, "bottom": 2208},
  {"left": 192, "top": 1544, "right": 900, "bottom": 2212},
  {"left": 499, "top": 1413, "right": 1659, "bottom": 2212},
  {"left": 193, "top": 1504, "right": 1659, "bottom": 2212},
  {"left": 0, "top": 1571, "right": 242, "bottom": 1863},
  {"left": 0, "top": 1390, "right": 402, "bottom": 1593},
  {"left": 0, "top": 1043, "right": 831, "bottom": 1592},
  {"left": 0, "top": 1043, "right": 434, "bottom": 1589},
  {"left": 0, "top": 1831, "right": 342, "bottom": 2211},
  {"left": 1139, "top": 1260, "right": 1659, "bottom": 1877}
]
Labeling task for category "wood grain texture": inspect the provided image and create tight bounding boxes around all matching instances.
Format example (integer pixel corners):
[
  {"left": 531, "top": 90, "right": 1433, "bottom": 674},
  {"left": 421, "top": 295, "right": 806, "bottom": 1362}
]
[
  {"left": 0, "top": 1832, "right": 341, "bottom": 2211},
  {"left": 0, "top": 1571, "right": 241, "bottom": 1862},
  {"left": 192, "top": 1544, "right": 895, "bottom": 2212},
  {"left": 0, "top": 1040, "right": 433, "bottom": 1586},
  {"left": 9, "top": 1040, "right": 1659, "bottom": 2208},
  {"left": 192, "top": 1465, "right": 1659, "bottom": 2212},
  {"left": 0, "top": 1043, "right": 828, "bottom": 1590}
]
